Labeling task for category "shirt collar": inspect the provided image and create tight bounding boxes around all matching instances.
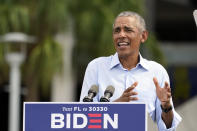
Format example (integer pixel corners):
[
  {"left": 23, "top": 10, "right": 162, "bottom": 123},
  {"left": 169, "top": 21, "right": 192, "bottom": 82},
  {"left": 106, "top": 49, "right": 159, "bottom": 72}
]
[
  {"left": 110, "top": 53, "right": 120, "bottom": 69},
  {"left": 138, "top": 53, "right": 150, "bottom": 71},
  {"left": 110, "top": 52, "right": 150, "bottom": 71}
]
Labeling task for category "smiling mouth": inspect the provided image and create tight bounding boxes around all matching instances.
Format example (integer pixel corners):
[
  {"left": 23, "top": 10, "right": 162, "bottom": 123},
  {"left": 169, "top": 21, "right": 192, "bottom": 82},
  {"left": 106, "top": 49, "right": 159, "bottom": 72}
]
[{"left": 118, "top": 42, "right": 130, "bottom": 47}]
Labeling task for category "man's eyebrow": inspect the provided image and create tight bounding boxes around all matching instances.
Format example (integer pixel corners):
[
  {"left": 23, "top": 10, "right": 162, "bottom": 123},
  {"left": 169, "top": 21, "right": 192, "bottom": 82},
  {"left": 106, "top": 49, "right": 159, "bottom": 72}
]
[
  {"left": 124, "top": 26, "right": 133, "bottom": 29},
  {"left": 113, "top": 26, "right": 134, "bottom": 30},
  {"left": 114, "top": 26, "right": 120, "bottom": 29}
]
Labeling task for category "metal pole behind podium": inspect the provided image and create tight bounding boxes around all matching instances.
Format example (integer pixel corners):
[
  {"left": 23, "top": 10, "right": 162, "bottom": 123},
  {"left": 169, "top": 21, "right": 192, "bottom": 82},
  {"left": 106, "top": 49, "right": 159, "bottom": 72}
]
[{"left": 7, "top": 53, "right": 24, "bottom": 131}]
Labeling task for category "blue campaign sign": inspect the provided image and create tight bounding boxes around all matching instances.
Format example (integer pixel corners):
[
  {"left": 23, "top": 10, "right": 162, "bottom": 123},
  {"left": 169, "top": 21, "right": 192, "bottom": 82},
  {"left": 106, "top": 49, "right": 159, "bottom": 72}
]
[{"left": 23, "top": 102, "right": 147, "bottom": 131}]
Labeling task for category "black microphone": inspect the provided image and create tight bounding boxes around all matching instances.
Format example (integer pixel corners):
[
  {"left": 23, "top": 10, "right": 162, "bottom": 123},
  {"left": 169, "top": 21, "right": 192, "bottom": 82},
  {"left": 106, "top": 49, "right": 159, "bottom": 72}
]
[
  {"left": 83, "top": 85, "right": 99, "bottom": 102},
  {"left": 100, "top": 85, "right": 115, "bottom": 102}
]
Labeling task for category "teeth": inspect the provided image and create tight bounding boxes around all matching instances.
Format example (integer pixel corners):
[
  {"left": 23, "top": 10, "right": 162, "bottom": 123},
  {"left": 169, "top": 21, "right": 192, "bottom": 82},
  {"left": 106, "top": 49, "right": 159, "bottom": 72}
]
[{"left": 118, "top": 42, "right": 129, "bottom": 46}]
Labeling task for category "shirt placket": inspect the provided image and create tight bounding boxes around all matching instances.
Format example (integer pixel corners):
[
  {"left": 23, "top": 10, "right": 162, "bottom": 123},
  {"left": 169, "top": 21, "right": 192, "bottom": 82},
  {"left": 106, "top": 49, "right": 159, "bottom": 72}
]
[{"left": 125, "top": 70, "right": 136, "bottom": 89}]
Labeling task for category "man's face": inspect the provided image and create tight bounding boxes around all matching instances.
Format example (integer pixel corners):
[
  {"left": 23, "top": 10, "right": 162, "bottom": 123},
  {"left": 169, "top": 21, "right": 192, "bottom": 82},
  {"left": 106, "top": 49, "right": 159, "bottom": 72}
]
[{"left": 113, "top": 16, "right": 144, "bottom": 58}]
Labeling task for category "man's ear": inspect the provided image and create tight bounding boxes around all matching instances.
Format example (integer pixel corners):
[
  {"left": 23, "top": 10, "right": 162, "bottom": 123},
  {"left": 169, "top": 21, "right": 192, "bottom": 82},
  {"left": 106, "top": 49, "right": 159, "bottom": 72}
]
[{"left": 141, "top": 31, "right": 148, "bottom": 43}]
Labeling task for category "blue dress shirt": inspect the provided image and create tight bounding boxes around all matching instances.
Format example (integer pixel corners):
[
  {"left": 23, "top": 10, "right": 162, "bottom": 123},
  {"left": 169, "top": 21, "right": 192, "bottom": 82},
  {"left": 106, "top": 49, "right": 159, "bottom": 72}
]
[{"left": 80, "top": 52, "right": 182, "bottom": 131}]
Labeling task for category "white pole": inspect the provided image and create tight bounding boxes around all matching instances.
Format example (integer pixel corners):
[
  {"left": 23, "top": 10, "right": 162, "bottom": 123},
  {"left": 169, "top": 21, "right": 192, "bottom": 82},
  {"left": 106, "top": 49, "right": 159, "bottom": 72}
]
[
  {"left": 0, "top": 32, "right": 35, "bottom": 131},
  {"left": 7, "top": 53, "right": 24, "bottom": 131}
]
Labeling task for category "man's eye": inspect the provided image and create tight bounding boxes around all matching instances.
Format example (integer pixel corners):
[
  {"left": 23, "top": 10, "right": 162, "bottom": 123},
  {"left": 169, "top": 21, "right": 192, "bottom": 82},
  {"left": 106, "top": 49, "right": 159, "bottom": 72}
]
[
  {"left": 125, "top": 28, "right": 132, "bottom": 32},
  {"left": 114, "top": 28, "right": 120, "bottom": 33}
]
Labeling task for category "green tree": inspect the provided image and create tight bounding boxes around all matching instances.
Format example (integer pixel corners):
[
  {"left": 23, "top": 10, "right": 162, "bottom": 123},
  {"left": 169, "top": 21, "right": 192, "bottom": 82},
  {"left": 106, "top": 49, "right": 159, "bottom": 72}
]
[
  {"left": 0, "top": 0, "right": 68, "bottom": 100},
  {"left": 0, "top": 0, "right": 29, "bottom": 85}
]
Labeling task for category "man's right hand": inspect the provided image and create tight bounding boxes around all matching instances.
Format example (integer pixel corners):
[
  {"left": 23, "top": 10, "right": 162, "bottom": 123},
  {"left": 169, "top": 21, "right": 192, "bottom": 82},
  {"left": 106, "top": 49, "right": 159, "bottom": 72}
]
[{"left": 114, "top": 82, "right": 138, "bottom": 102}]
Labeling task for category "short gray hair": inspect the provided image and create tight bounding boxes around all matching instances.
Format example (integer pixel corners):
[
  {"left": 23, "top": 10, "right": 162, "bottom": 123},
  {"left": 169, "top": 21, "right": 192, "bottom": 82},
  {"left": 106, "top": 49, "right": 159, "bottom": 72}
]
[{"left": 113, "top": 11, "right": 146, "bottom": 32}]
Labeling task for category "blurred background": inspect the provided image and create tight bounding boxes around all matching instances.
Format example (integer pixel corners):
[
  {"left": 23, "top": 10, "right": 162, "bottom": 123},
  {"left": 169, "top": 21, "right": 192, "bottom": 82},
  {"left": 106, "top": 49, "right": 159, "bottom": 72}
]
[{"left": 0, "top": 0, "right": 197, "bottom": 131}]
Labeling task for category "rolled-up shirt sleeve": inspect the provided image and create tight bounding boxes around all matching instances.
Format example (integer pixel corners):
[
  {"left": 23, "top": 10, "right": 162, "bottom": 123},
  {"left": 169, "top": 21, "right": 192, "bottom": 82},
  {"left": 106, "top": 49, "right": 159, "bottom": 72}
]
[{"left": 155, "top": 97, "right": 182, "bottom": 131}]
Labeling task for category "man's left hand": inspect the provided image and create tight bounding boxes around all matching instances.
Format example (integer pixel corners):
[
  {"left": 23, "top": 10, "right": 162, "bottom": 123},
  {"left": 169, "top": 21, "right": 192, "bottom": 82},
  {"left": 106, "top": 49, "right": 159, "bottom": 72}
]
[{"left": 153, "top": 77, "right": 171, "bottom": 108}]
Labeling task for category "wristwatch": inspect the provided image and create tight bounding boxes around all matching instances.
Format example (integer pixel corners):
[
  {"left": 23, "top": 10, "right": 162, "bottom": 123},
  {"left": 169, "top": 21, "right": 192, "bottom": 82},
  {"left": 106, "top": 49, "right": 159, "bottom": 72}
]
[{"left": 160, "top": 105, "right": 172, "bottom": 113}]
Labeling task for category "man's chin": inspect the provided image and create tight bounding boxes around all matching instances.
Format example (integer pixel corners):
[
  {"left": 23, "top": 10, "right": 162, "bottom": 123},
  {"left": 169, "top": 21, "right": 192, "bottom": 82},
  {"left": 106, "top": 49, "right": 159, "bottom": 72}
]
[{"left": 117, "top": 52, "right": 130, "bottom": 59}]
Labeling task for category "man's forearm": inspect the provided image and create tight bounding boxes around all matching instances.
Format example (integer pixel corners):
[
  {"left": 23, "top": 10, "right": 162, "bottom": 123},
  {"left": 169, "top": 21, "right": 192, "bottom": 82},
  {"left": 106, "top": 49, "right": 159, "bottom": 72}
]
[{"left": 161, "top": 110, "right": 173, "bottom": 129}]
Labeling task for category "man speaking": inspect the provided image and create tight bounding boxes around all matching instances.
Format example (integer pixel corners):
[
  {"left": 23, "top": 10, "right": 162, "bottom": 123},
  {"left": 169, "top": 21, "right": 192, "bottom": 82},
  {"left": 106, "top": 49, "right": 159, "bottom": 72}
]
[{"left": 80, "top": 11, "right": 182, "bottom": 130}]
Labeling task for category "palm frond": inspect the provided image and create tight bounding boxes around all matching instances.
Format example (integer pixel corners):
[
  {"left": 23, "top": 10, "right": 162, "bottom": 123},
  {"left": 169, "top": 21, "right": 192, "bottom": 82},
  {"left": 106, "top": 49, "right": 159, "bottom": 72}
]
[
  {"left": 0, "top": 5, "right": 29, "bottom": 33},
  {"left": 27, "top": 37, "right": 63, "bottom": 97}
]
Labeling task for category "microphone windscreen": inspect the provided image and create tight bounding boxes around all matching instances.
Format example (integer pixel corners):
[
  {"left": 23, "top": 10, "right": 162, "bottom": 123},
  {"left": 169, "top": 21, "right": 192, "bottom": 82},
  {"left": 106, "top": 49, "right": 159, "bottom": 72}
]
[
  {"left": 193, "top": 10, "right": 197, "bottom": 26},
  {"left": 105, "top": 85, "right": 115, "bottom": 95},
  {"left": 88, "top": 85, "right": 99, "bottom": 96}
]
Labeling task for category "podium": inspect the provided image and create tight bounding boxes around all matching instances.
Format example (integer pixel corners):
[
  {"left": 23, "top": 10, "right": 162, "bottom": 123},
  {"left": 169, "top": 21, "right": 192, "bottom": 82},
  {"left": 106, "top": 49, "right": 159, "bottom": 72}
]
[{"left": 23, "top": 102, "right": 147, "bottom": 131}]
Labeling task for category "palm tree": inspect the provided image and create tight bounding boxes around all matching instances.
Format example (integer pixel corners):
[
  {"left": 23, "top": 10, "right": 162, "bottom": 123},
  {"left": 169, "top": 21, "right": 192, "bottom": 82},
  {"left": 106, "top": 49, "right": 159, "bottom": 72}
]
[
  {"left": 0, "top": 0, "right": 68, "bottom": 100},
  {"left": 0, "top": 0, "right": 29, "bottom": 87}
]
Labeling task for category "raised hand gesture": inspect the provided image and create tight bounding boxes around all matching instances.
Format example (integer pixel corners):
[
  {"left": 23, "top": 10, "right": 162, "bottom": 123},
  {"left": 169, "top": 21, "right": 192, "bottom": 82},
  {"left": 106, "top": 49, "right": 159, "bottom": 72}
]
[{"left": 153, "top": 77, "right": 171, "bottom": 108}]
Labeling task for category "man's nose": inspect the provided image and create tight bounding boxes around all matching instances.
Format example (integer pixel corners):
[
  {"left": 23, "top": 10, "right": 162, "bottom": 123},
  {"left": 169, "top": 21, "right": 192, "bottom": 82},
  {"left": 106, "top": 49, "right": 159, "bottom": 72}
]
[{"left": 119, "top": 30, "right": 126, "bottom": 37}]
